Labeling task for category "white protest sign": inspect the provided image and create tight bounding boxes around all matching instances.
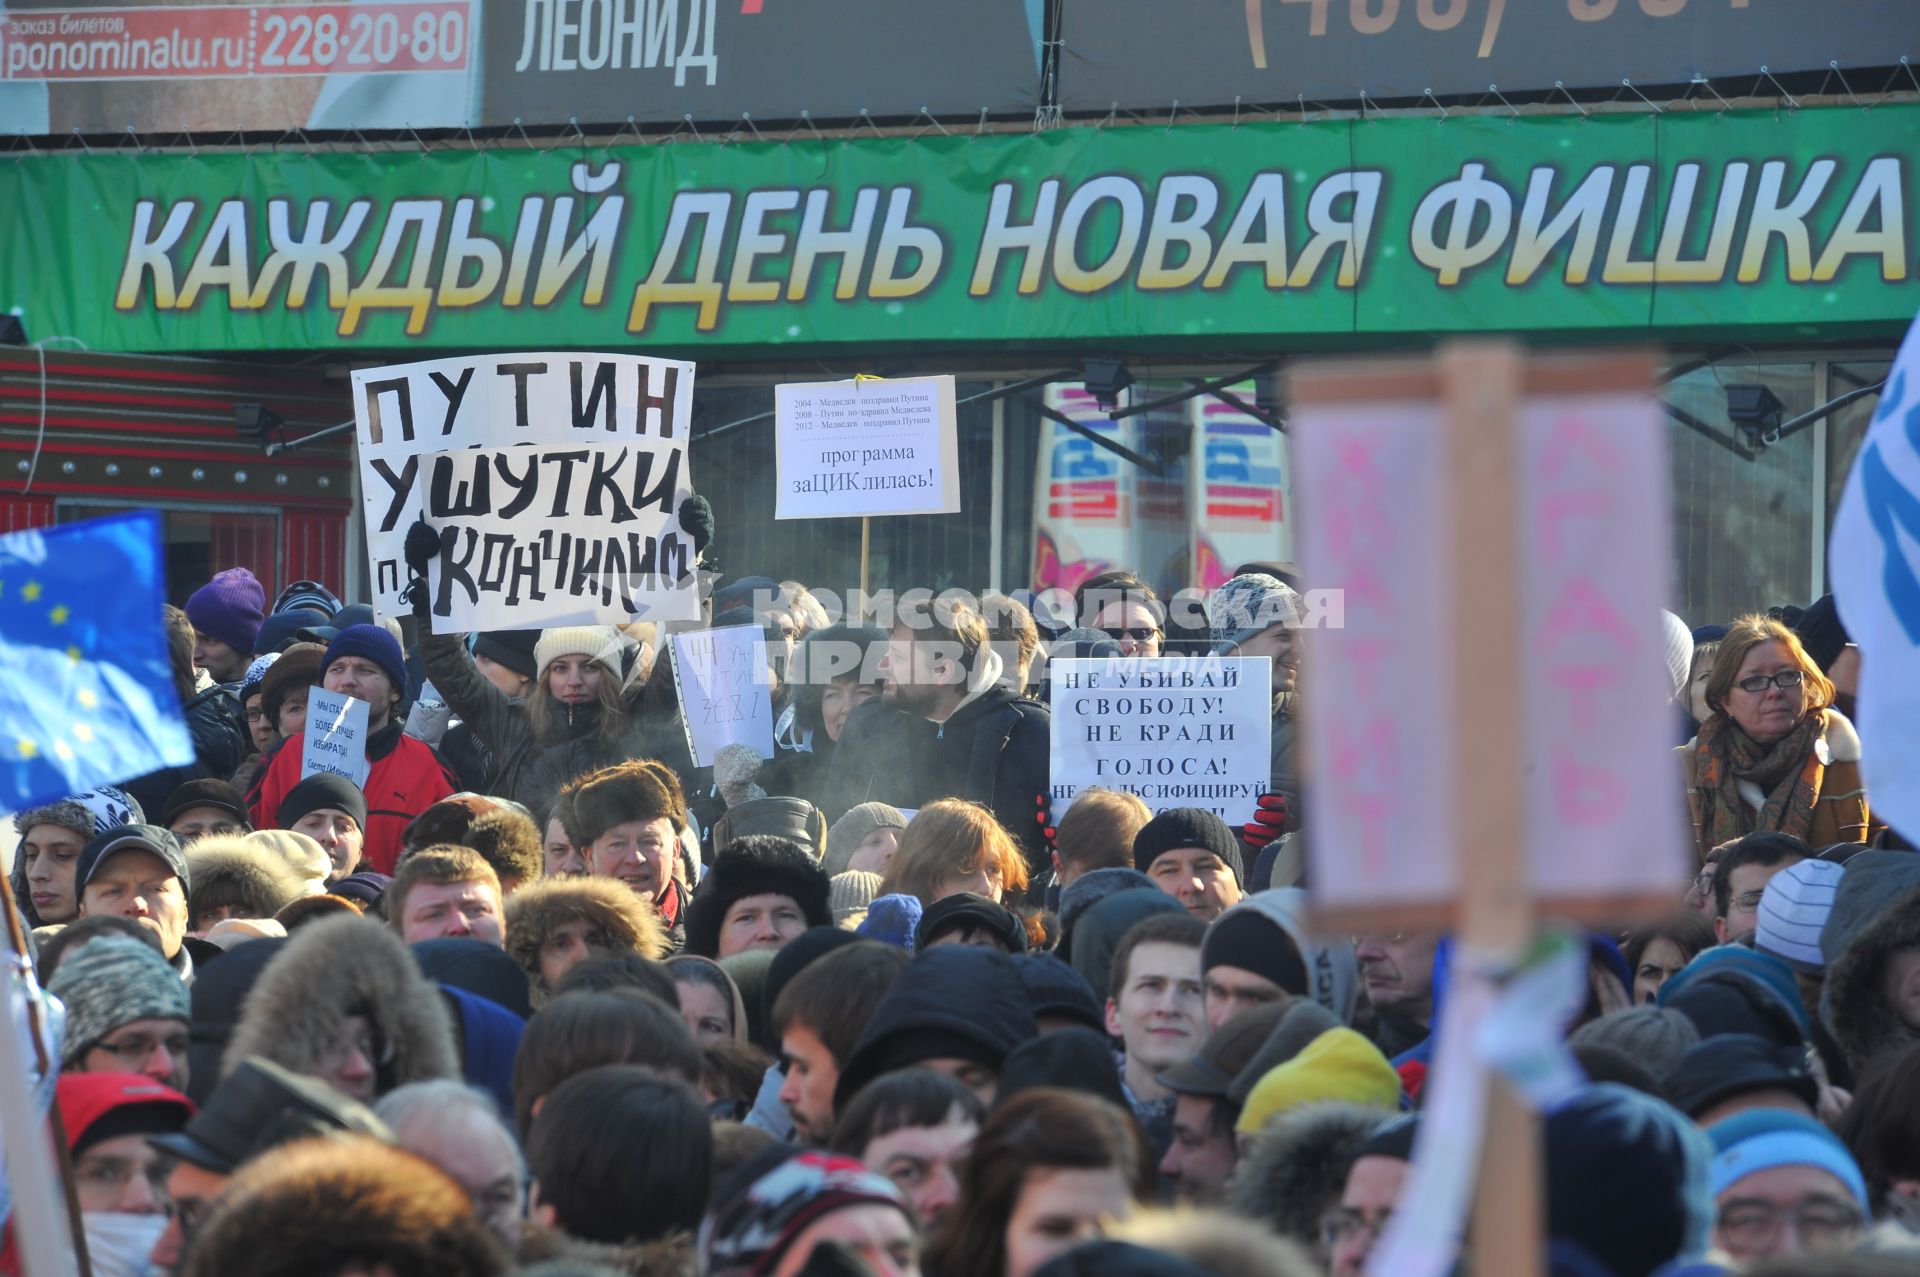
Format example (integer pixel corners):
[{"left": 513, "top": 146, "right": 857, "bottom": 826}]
[
  {"left": 301, "top": 687, "right": 371, "bottom": 787},
  {"left": 1047, "top": 657, "right": 1273, "bottom": 827},
  {"left": 670, "top": 626, "right": 776, "bottom": 767},
  {"left": 1519, "top": 388, "right": 1691, "bottom": 910},
  {"left": 774, "top": 375, "right": 961, "bottom": 519},
  {"left": 1832, "top": 312, "right": 1920, "bottom": 836},
  {"left": 351, "top": 352, "right": 697, "bottom": 627},
  {"left": 1292, "top": 390, "right": 1462, "bottom": 922}
]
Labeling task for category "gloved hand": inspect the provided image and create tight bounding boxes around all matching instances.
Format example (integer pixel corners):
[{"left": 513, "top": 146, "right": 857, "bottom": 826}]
[
  {"left": 1035, "top": 794, "right": 1055, "bottom": 847},
  {"left": 403, "top": 517, "right": 440, "bottom": 576},
  {"left": 1242, "top": 792, "right": 1289, "bottom": 849},
  {"left": 679, "top": 494, "right": 714, "bottom": 555}
]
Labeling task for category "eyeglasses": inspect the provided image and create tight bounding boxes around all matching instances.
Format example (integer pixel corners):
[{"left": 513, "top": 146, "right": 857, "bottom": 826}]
[
  {"left": 1320, "top": 1207, "right": 1392, "bottom": 1248},
  {"left": 1717, "top": 1198, "right": 1863, "bottom": 1251},
  {"left": 1731, "top": 889, "right": 1767, "bottom": 911},
  {"left": 244, "top": 708, "right": 271, "bottom": 724},
  {"left": 1100, "top": 627, "right": 1160, "bottom": 643},
  {"left": 94, "top": 1031, "right": 189, "bottom": 1064},
  {"left": 1734, "top": 669, "right": 1805, "bottom": 694}
]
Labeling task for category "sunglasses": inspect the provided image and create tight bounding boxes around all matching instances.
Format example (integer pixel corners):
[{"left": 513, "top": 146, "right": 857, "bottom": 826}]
[{"left": 1100, "top": 627, "right": 1160, "bottom": 643}]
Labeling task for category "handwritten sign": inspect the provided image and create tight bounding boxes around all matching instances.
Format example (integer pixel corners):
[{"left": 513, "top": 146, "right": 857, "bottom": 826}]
[
  {"left": 301, "top": 687, "right": 371, "bottom": 787},
  {"left": 774, "top": 375, "right": 960, "bottom": 519},
  {"left": 1518, "top": 389, "right": 1689, "bottom": 910},
  {"left": 1047, "top": 657, "right": 1273, "bottom": 826},
  {"left": 670, "top": 626, "right": 776, "bottom": 767},
  {"left": 1292, "top": 392, "right": 1461, "bottom": 921},
  {"left": 351, "top": 352, "right": 699, "bottom": 628}
]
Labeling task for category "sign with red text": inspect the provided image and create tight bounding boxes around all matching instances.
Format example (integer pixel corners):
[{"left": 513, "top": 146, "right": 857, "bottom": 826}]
[
  {"left": 1291, "top": 391, "right": 1461, "bottom": 920},
  {"left": 1518, "top": 388, "right": 1688, "bottom": 912}
]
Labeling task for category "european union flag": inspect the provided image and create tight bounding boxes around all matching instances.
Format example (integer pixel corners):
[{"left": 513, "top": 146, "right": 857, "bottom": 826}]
[{"left": 0, "top": 510, "right": 194, "bottom": 811}]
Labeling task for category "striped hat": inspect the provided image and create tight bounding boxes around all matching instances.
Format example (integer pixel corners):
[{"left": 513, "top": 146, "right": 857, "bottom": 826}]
[{"left": 1754, "top": 858, "right": 1846, "bottom": 975}]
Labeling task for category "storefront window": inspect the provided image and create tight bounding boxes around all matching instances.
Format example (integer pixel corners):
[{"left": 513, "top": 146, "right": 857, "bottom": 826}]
[{"left": 58, "top": 503, "right": 279, "bottom": 607}]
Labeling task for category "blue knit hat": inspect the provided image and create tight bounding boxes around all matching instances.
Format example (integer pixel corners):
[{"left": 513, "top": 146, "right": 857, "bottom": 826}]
[
  {"left": 856, "top": 893, "right": 923, "bottom": 951},
  {"left": 323, "top": 624, "right": 406, "bottom": 694},
  {"left": 186, "top": 567, "right": 266, "bottom": 654},
  {"left": 1706, "top": 1108, "right": 1868, "bottom": 1211}
]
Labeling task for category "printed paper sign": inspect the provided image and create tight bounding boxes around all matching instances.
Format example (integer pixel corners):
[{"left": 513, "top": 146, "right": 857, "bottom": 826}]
[
  {"left": 670, "top": 626, "right": 776, "bottom": 767},
  {"left": 1518, "top": 391, "right": 1691, "bottom": 907},
  {"left": 1292, "top": 396, "right": 1462, "bottom": 917},
  {"left": 351, "top": 352, "right": 699, "bottom": 629},
  {"left": 774, "top": 375, "right": 960, "bottom": 519},
  {"left": 1047, "top": 657, "right": 1272, "bottom": 827},
  {"left": 301, "top": 687, "right": 371, "bottom": 787}
]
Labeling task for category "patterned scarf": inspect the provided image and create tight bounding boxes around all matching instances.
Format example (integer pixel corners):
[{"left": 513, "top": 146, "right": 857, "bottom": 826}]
[{"left": 1693, "top": 708, "right": 1827, "bottom": 857}]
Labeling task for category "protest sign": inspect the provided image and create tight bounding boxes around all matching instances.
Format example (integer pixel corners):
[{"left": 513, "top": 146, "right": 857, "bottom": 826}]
[
  {"left": 774, "top": 376, "right": 960, "bottom": 520},
  {"left": 301, "top": 687, "right": 371, "bottom": 787},
  {"left": 1047, "top": 656, "right": 1272, "bottom": 827},
  {"left": 351, "top": 352, "right": 699, "bottom": 628},
  {"left": 670, "top": 626, "right": 775, "bottom": 768}
]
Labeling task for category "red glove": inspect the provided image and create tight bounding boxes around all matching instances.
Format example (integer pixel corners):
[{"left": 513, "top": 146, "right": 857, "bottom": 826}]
[
  {"left": 1035, "top": 794, "right": 1055, "bottom": 847},
  {"left": 1242, "top": 792, "right": 1289, "bottom": 849}
]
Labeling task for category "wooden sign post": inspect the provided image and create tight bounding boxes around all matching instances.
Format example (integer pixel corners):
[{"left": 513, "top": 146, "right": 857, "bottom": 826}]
[{"left": 1290, "top": 339, "right": 1688, "bottom": 1275}]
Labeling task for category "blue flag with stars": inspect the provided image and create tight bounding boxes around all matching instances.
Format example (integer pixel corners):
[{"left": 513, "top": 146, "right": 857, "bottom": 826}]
[{"left": 0, "top": 510, "right": 194, "bottom": 811}]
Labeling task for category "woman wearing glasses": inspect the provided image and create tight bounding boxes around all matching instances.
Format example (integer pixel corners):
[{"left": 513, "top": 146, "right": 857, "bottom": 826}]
[{"left": 1682, "top": 614, "right": 1873, "bottom": 861}]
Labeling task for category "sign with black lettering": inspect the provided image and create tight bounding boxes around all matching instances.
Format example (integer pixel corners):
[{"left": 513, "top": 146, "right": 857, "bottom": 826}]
[
  {"left": 1047, "top": 656, "right": 1273, "bottom": 826},
  {"left": 301, "top": 686, "right": 370, "bottom": 786},
  {"left": 351, "top": 351, "right": 699, "bottom": 630},
  {"left": 774, "top": 375, "right": 961, "bottom": 520},
  {"left": 669, "top": 625, "right": 775, "bottom": 767}
]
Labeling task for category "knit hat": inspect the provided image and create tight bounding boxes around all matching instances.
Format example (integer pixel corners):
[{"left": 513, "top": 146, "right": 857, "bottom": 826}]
[
  {"left": 254, "top": 610, "right": 327, "bottom": 658},
  {"left": 1013, "top": 952, "right": 1105, "bottom": 1033},
  {"left": 328, "top": 871, "right": 391, "bottom": 910},
  {"left": 1706, "top": 1108, "right": 1868, "bottom": 1210},
  {"left": 823, "top": 803, "right": 909, "bottom": 878},
  {"left": 684, "top": 835, "right": 833, "bottom": 958},
  {"left": 57, "top": 1073, "right": 193, "bottom": 1157},
  {"left": 1132, "top": 808, "right": 1245, "bottom": 885},
  {"left": 1208, "top": 573, "right": 1300, "bottom": 655},
  {"left": 186, "top": 567, "right": 267, "bottom": 655},
  {"left": 915, "top": 892, "right": 1029, "bottom": 954},
  {"left": 163, "top": 778, "right": 250, "bottom": 829},
  {"left": 246, "top": 829, "right": 330, "bottom": 893},
  {"left": 996, "top": 1026, "right": 1131, "bottom": 1112},
  {"left": 856, "top": 894, "right": 923, "bottom": 951},
  {"left": 1659, "top": 945, "right": 1810, "bottom": 1036},
  {"left": 1664, "top": 1033, "right": 1818, "bottom": 1120},
  {"left": 534, "top": 625, "right": 625, "bottom": 682},
  {"left": 1568, "top": 1007, "right": 1702, "bottom": 1082},
  {"left": 323, "top": 624, "right": 406, "bottom": 695},
  {"left": 1794, "top": 594, "right": 1851, "bottom": 674},
  {"left": 50, "top": 935, "right": 191, "bottom": 1063},
  {"left": 272, "top": 580, "right": 342, "bottom": 616},
  {"left": 258, "top": 642, "right": 325, "bottom": 725},
  {"left": 1201, "top": 906, "right": 1307, "bottom": 993},
  {"left": 1546, "top": 1084, "right": 1716, "bottom": 1277},
  {"left": 1234, "top": 1027, "right": 1401, "bottom": 1134},
  {"left": 1158, "top": 1001, "right": 1289, "bottom": 1099},
  {"left": 276, "top": 773, "right": 368, "bottom": 835},
  {"left": 473, "top": 629, "right": 540, "bottom": 681},
  {"left": 12, "top": 786, "right": 144, "bottom": 840},
  {"left": 240, "top": 652, "right": 281, "bottom": 702},
  {"left": 1661, "top": 610, "right": 1694, "bottom": 700},
  {"left": 76, "top": 824, "right": 189, "bottom": 898},
  {"left": 1754, "top": 858, "right": 1846, "bottom": 975},
  {"left": 830, "top": 870, "right": 883, "bottom": 925},
  {"left": 702, "top": 1148, "right": 911, "bottom": 1277}
]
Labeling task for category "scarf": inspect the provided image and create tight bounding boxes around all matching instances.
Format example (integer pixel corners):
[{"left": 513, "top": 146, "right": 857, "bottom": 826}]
[{"left": 1693, "top": 708, "right": 1827, "bottom": 857}]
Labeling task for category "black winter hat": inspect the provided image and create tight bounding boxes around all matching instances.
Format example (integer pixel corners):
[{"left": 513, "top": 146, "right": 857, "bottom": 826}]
[
  {"left": 275, "top": 772, "right": 368, "bottom": 834},
  {"left": 162, "top": 778, "right": 250, "bottom": 828},
  {"left": 916, "top": 892, "right": 1029, "bottom": 954},
  {"left": 996, "top": 1026, "right": 1131, "bottom": 1112},
  {"left": 1013, "top": 952, "right": 1104, "bottom": 1033},
  {"left": 1132, "top": 807, "right": 1245, "bottom": 884},
  {"left": 1794, "top": 594, "right": 1851, "bottom": 673},
  {"left": 685, "top": 835, "right": 833, "bottom": 958},
  {"left": 834, "top": 946, "right": 1037, "bottom": 1110},
  {"left": 1661, "top": 1032, "right": 1818, "bottom": 1119},
  {"left": 473, "top": 629, "right": 540, "bottom": 681}
]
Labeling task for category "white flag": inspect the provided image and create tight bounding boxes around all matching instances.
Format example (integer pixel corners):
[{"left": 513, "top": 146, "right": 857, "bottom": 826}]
[{"left": 1830, "top": 310, "right": 1920, "bottom": 836}]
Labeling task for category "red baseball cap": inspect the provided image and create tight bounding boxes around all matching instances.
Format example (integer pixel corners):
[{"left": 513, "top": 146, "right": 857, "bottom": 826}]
[{"left": 56, "top": 1073, "right": 193, "bottom": 1156}]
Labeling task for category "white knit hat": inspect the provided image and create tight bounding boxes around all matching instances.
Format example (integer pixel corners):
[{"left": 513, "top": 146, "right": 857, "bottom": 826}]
[
  {"left": 1754, "top": 857, "right": 1847, "bottom": 974},
  {"left": 534, "top": 626, "right": 627, "bottom": 681},
  {"left": 1661, "top": 610, "right": 1693, "bottom": 701}
]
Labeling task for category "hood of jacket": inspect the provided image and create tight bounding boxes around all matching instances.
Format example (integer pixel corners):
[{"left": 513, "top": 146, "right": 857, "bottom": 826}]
[
  {"left": 1228, "top": 1100, "right": 1389, "bottom": 1246},
  {"left": 1223, "top": 889, "right": 1361, "bottom": 1025},
  {"left": 183, "top": 935, "right": 287, "bottom": 1107},
  {"left": 834, "top": 945, "right": 1036, "bottom": 1109},
  {"left": 1820, "top": 850, "right": 1920, "bottom": 969},
  {"left": 1822, "top": 877, "right": 1920, "bottom": 1072},
  {"left": 1064, "top": 886, "right": 1184, "bottom": 999},
  {"left": 1057, "top": 868, "right": 1158, "bottom": 955},
  {"left": 438, "top": 984, "right": 524, "bottom": 1118},
  {"left": 222, "top": 914, "right": 459, "bottom": 1096}
]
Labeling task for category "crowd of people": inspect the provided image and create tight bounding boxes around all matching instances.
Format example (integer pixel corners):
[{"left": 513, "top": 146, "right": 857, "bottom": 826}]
[{"left": 3, "top": 527, "right": 1918, "bottom": 1277}]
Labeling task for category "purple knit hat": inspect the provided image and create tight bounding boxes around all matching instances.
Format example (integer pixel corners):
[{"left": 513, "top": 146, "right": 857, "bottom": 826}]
[{"left": 186, "top": 567, "right": 267, "bottom": 653}]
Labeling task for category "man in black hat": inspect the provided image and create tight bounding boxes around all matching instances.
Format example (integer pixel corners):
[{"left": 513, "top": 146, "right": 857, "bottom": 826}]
[
  {"left": 1662, "top": 1033, "right": 1820, "bottom": 1128},
  {"left": 915, "top": 893, "right": 1029, "bottom": 954},
  {"left": 146, "top": 1055, "right": 393, "bottom": 1273},
  {"left": 161, "top": 779, "right": 252, "bottom": 845},
  {"left": 75, "top": 824, "right": 195, "bottom": 979},
  {"left": 1134, "top": 808, "right": 1245, "bottom": 922}
]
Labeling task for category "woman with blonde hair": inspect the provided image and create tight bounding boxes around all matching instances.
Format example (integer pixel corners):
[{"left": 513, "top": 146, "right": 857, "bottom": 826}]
[
  {"left": 879, "top": 799, "right": 1030, "bottom": 909},
  {"left": 1681, "top": 613, "right": 1872, "bottom": 860}
]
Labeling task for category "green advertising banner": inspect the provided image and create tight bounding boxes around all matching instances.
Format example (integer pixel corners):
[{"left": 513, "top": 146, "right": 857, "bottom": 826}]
[{"left": 3, "top": 104, "right": 1915, "bottom": 354}]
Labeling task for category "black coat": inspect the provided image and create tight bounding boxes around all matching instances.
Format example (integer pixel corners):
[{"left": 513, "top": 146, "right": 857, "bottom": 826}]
[
  {"left": 822, "top": 687, "right": 1052, "bottom": 871},
  {"left": 127, "top": 682, "right": 249, "bottom": 816}
]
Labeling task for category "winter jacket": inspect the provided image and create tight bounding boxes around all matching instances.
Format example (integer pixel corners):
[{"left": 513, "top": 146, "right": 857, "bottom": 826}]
[
  {"left": 1821, "top": 857, "right": 1920, "bottom": 1073},
  {"left": 246, "top": 719, "right": 459, "bottom": 874},
  {"left": 1228, "top": 1101, "right": 1390, "bottom": 1249},
  {"left": 127, "top": 682, "right": 250, "bottom": 816},
  {"left": 823, "top": 667, "right": 1052, "bottom": 869},
  {"left": 222, "top": 914, "right": 459, "bottom": 1096},
  {"left": 438, "top": 984, "right": 524, "bottom": 1119},
  {"left": 516, "top": 1228, "right": 697, "bottom": 1277},
  {"left": 1677, "top": 710, "right": 1874, "bottom": 855},
  {"left": 833, "top": 945, "right": 1038, "bottom": 1109}
]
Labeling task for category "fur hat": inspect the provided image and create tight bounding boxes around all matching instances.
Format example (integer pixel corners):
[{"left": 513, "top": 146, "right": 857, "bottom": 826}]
[
  {"left": 258, "top": 642, "right": 326, "bottom": 725},
  {"left": 186, "top": 835, "right": 309, "bottom": 929},
  {"left": 684, "top": 836, "right": 833, "bottom": 958},
  {"left": 505, "top": 878, "right": 667, "bottom": 1001},
  {"left": 1229, "top": 1101, "right": 1391, "bottom": 1249},
  {"left": 822, "top": 803, "right": 907, "bottom": 878},
  {"left": 565, "top": 761, "right": 689, "bottom": 848},
  {"left": 186, "top": 567, "right": 266, "bottom": 655},
  {"left": 13, "top": 786, "right": 143, "bottom": 839},
  {"left": 50, "top": 935, "right": 191, "bottom": 1062},
  {"left": 404, "top": 798, "right": 543, "bottom": 888},
  {"left": 534, "top": 626, "right": 625, "bottom": 683},
  {"left": 246, "top": 829, "right": 330, "bottom": 893}
]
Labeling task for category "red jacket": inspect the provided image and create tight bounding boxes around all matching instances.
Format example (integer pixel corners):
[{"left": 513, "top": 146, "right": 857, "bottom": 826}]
[{"left": 248, "top": 721, "right": 458, "bottom": 874}]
